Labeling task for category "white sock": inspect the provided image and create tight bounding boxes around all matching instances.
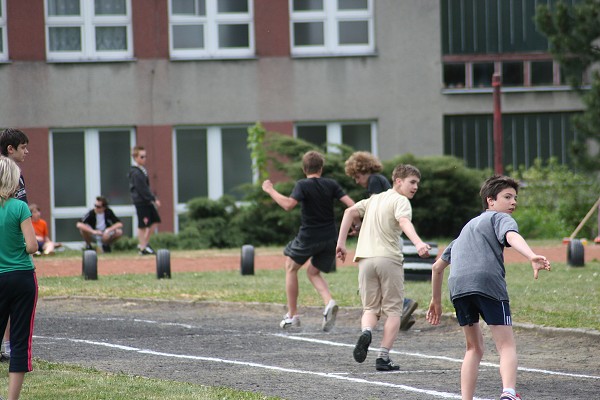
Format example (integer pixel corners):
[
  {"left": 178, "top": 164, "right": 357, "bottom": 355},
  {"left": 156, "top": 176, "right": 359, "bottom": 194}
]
[{"left": 503, "top": 388, "right": 516, "bottom": 396}]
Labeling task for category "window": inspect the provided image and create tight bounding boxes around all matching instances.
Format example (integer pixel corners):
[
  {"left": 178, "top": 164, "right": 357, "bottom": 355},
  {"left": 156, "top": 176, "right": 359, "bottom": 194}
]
[
  {"left": 444, "top": 113, "right": 579, "bottom": 170},
  {"left": 296, "top": 122, "right": 376, "bottom": 153},
  {"left": 440, "top": 0, "right": 583, "bottom": 90},
  {"left": 0, "top": 0, "right": 7, "bottom": 61},
  {"left": 45, "top": 0, "right": 133, "bottom": 61},
  {"left": 290, "top": 0, "right": 374, "bottom": 56},
  {"left": 50, "top": 128, "right": 136, "bottom": 242},
  {"left": 174, "top": 126, "right": 254, "bottom": 225},
  {"left": 169, "top": 0, "right": 254, "bottom": 59},
  {"left": 531, "top": 61, "right": 554, "bottom": 86}
]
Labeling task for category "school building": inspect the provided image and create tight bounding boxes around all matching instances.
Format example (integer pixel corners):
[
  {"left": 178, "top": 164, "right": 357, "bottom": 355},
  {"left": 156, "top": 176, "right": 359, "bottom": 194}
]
[{"left": 0, "top": 0, "right": 585, "bottom": 244}]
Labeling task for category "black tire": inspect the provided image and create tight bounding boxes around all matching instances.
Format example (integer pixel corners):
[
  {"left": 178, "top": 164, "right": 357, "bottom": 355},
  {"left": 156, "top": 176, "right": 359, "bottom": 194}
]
[
  {"left": 156, "top": 249, "right": 171, "bottom": 279},
  {"left": 241, "top": 244, "right": 254, "bottom": 275},
  {"left": 567, "top": 239, "right": 585, "bottom": 267},
  {"left": 82, "top": 250, "right": 98, "bottom": 280},
  {"left": 404, "top": 270, "right": 432, "bottom": 281}
]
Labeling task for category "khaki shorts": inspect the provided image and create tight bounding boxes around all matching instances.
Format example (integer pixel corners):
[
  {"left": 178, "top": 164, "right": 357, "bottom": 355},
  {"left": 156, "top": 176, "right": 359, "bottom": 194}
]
[{"left": 358, "top": 257, "right": 404, "bottom": 318}]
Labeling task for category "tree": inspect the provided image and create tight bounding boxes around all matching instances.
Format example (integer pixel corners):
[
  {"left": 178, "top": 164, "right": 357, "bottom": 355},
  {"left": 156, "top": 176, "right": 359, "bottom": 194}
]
[{"left": 535, "top": 0, "right": 600, "bottom": 171}]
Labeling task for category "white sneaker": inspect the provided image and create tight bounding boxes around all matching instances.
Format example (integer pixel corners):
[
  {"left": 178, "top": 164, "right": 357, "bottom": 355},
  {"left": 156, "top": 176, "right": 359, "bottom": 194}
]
[
  {"left": 280, "top": 314, "right": 300, "bottom": 329},
  {"left": 322, "top": 300, "right": 339, "bottom": 332}
]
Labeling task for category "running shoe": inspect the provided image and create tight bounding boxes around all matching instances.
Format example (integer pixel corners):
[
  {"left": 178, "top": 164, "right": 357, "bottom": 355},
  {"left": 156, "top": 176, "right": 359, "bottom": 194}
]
[
  {"left": 279, "top": 314, "right": 300, "bottom": 329},
  {"left": 322, "top": 300, "right": 339, "bottom": 332},
  {"left": 375, "top": 357, "right": 400, "bottom": 371},
  {"left": 400, "top": 298, "right": 418, "bottom": 331},
  {"left": 353, "top": 330, "right": 372, "bottom": 363},
  {"left": 500, "top": 392, "right": 522, "bottom": 400}
]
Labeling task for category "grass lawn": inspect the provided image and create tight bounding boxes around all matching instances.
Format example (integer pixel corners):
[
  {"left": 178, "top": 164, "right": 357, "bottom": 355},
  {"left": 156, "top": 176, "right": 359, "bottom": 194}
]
[{"left": 21, "top": 242, "right": 599, "bottom": 399}]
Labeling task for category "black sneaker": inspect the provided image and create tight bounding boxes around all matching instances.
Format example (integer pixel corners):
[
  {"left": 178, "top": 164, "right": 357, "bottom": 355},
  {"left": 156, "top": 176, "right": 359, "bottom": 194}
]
[
  {"left": 376, "top": 357, "right": 400, "bottom": 371},
  {"left": 139, "top": 246, "right": 155, "bottom": 255},
  {"left": 400, "top": 299, "right": 418, "bottom": 331},
  {"left": 353, "top": 330, "right": 372, "bottom": 363},
  {"left": 102, "top": 244, "right": 112, "bottom": 253}
]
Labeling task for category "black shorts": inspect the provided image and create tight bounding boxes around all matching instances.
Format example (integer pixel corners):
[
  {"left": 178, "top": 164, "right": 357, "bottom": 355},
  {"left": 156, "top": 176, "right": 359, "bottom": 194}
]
[
  {"left": 135, "top": 204, "right": 161, "bottom": 228},
  {"left": 284, "top": 237, "right": 336, "bottom": 273},
  {"left": 452, "top": 294, "right": 512, "bottom": 326}
]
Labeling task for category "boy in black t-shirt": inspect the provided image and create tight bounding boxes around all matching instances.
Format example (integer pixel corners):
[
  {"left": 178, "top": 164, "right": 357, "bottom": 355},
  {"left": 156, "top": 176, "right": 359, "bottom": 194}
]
[{"left": 262, "top": 151, "right": 354, "bottom": 331}]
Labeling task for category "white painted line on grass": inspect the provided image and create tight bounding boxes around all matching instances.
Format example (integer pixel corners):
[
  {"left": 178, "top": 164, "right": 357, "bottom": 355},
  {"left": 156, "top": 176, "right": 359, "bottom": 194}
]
[
  {"left": 34, "top": 335, "right": 484, "bottom": 400},
  {"left": 274, "top": 334, "right": 600, "bottom": 380}
]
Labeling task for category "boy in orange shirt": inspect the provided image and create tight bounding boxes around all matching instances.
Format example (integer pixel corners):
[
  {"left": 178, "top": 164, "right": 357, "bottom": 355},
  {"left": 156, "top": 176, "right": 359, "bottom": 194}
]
[{"left": 29, "top": 204, "right": 60, "bottom": 256}]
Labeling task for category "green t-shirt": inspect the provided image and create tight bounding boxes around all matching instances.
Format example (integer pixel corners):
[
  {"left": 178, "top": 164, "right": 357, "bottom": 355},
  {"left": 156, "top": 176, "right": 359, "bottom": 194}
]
[{"left": 0, "top": 198, "right": 34, "bottom": 273}]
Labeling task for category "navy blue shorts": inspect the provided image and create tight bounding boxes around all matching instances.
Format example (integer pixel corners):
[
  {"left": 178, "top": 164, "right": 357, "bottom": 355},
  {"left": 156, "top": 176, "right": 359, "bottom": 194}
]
[
  {"left": 452, "top": 294, "right": 512, "bottom": 326},
  {"left": 284, "top": 237, "right": 336, "bottom": 273},
  {"left": 135, "top": 204, "right": 161, "bottom": 228}
]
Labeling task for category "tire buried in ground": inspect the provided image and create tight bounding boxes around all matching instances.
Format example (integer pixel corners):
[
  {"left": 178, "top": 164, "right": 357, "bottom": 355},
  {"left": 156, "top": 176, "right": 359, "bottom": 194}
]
[
  {"left": 567, "top": 239, "right": 584, "bottom": 267},
  {"left": 82, "top": 250, "right": 98, "bottom": 280},
  {"left": 156, "top": 249, "right": 171, "bottom": 279},
  {"left": 240, "top": 244, "right": 254, "bottom": 275}
]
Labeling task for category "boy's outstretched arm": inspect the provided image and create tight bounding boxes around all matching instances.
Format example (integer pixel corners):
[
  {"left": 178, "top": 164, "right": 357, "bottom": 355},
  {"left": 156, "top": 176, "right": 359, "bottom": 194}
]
[
  {"left": 506, "top": 231, "right": 551, "bottom": 279},
  {"left": 426, "top": 258, "right": 449, "bottom": 326},
  {"left": 336, "top": 206, "right": 360, "bottom": 262},
  {"left": 262, "top": 179, "right": 298, "bottom": 211},
  {"left": 398, "top": 217, "right": 431, "bottom": 257}
]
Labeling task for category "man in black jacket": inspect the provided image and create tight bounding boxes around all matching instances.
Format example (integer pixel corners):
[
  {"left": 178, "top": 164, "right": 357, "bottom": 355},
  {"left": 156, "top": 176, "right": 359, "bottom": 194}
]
[
  {"left": 76, "top": 196, "right": 123, "bottom": 253},
  {"left": 129, "top": 145, "right": 161, "bottom": 255}
]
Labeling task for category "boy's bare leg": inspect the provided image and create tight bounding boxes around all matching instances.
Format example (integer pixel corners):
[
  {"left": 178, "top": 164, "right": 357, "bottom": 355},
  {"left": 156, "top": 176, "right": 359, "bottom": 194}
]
[
  {"left": 137, "top": 227, "right": 149, "bottom": 249},
  {"left": 306, "top": 264, "right": 333, "bottom": 305},
  {"left": 8, "top": 372, "right": 25, "bottom": 400},
  {"left": 489, "top": 325, "right": 518, "bottom": 391},
  {"left": 461, "top": 323, "right": 485, "bottom": 400},
  {"left": 381, "top": 315, "right": 400, "bottom": 349},
  {"left": 284, "top": 258, "right": 302, "bottom": 316}
]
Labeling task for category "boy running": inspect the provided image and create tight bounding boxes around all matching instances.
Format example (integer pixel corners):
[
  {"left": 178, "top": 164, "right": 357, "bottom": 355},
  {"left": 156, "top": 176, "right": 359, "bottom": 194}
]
[
  {"left": 426, "top": 175, "right": 551, "bottom": 400},
  {"left": 262, "top": 150, "right": 354, "bottom": 331}
]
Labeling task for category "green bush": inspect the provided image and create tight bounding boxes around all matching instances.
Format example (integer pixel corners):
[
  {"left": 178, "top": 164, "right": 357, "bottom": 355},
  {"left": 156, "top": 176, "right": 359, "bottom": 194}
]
[
  {"left": 510, "top": 158, "right": 600, "bottom": 239},
  {"left": 382, "top": 154, "right": 488, "bottom": 238}
]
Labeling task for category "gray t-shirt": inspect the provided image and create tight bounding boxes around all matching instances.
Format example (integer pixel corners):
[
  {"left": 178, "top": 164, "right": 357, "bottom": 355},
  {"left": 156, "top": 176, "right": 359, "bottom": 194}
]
[{"left": 442, "top": 211, "right": 519, "bottom": 302}]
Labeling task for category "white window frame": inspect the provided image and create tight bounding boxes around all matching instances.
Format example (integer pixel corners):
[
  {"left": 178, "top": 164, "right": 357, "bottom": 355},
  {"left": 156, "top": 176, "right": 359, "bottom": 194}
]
[
  {"left": 45, "top": 0, "right": 133, "bottom": 62},
  {"left": 294, "top": 121, "right": 378, "bottom": 156},
  {"left": 50, "top": 128, "right": 137, "bottom": 245},
  {"left": 0, "top": 0, "right": 7, "bottom": 61},
  {"left": 169, "top": 0, "right": 255, "bottom": 60},
  {"left": 290, "top": 0, "right": 375, "bottom": 57}
]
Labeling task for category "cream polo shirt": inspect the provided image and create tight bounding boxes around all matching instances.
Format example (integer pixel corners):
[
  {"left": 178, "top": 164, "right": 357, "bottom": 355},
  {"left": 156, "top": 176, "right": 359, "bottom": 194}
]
[{"left": 353, "top": 188, "right": 412, "bottom": 262}]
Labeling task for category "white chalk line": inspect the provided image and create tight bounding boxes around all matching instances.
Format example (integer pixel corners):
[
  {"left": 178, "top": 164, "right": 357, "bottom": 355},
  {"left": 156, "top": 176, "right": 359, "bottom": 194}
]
[
  {"left": 274, "top": 334, "right": 600, "bottom": 380},
  {"left": 34, "top": 335, "right": 478, "bottom": 400}
]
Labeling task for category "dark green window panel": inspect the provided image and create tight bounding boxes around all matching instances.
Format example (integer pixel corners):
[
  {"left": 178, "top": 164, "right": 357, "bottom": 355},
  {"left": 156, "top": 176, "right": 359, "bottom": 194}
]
[
  {"left": 441, "top": 0, "right": 582, "bottom": 55},
  {"left": 444, "top": 112, "right": 578, "bottom": 170}
]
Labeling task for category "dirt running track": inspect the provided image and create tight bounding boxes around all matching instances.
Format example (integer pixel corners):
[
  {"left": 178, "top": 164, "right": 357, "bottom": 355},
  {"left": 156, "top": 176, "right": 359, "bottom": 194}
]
[
  {"left": 28, "top": 244, "right": 600, "bottom": 399},
  {"left": 33, "top": 244, "right": 600, "bottom": 278}
]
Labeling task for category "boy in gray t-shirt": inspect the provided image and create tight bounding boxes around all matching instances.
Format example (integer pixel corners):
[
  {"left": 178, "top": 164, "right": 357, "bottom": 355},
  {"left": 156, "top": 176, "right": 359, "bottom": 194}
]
[{"left": 426, "top": 175, "right": 551, "bottom": 400}]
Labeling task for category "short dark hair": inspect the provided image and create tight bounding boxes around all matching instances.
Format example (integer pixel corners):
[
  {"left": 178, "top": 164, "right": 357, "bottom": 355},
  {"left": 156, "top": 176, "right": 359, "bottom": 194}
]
[
  {"left": 480, "top": 175, "right": 519, "bottom": 210},
  {"left": 0, "top": 128, "right": 29, "bottom": 157},
  {"left": 302, "top": 151, "right": 325, "bottom": 174},
  {"left": 96, "top": 196, "right": 109, "bottom": 207}
]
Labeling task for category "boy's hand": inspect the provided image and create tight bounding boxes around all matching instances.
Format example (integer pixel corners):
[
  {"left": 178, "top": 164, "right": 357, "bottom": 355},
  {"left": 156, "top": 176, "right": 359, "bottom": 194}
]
[
  {"left": 261, "top": 180, "right": 273, "bottom": 193},
  {"left": 426, "top": 299, "right": 442, "bottom": 325},
  {"left": 530, "top": 255, "right": 551, "bottom": 279},
  {"left": 336, "top": 245, "right": 347, "bottom": 262},
  {"left": 416, "top": 241, "right": 431, "bottom": 258}
]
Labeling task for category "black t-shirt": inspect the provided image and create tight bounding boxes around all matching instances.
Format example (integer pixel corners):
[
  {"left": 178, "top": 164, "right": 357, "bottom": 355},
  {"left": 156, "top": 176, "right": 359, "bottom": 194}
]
[
  {"left": 367, "top": 173, "right": 391, "bottom": 196},
  {"left": 290, "top": 177, "right": 346, "bottom": 243}
]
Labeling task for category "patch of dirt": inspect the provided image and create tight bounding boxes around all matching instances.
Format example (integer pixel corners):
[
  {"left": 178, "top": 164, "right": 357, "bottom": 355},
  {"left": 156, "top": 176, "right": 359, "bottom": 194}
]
[{"left": 33, "top": 243, "right": 600, "bottom": 278}]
